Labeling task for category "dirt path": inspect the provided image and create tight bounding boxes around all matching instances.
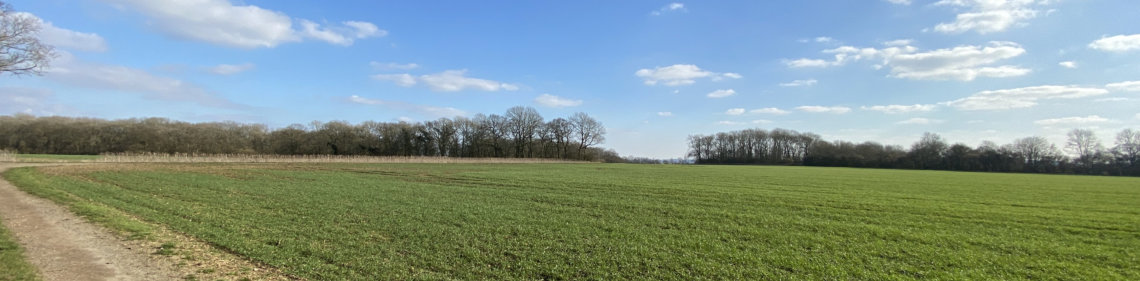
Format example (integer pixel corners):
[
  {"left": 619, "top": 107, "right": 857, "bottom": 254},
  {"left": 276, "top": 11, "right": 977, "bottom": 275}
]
[{"left": 0, "top": 163, "right": 181, "bottom": 281}]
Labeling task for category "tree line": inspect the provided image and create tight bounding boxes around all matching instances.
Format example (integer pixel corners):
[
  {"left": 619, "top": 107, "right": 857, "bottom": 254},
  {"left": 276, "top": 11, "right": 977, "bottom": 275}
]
[
  {"left": 0, "top": 106, "right": 619, "bottom": 161},
  {"left": 688, "top": 128, "right": 1140, "bottom": 176}
]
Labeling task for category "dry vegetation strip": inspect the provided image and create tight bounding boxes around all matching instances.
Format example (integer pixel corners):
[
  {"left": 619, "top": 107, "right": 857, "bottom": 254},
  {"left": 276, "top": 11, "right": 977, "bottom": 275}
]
[{"left": 6, "top": 163, "right": 1140, "bottom": 280}]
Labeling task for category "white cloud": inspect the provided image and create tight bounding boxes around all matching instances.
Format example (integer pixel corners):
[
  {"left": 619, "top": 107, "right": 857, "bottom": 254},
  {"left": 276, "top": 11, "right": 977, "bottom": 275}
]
[
  {"left": 651, "top": 3, "right": 686, "bottom": 15},
  {"left": 370, "top": 62, "right": 420, "bottom": 70},
  {"left": 420, "top": 70, "right": 519, "bottom": 92},
  {"left": 719, "top": 73, "right": 743, "bottom": 80},
  {"left": 725, "top": 108, "right": 746, "bottom": 115},
  {"left": 46, "top": 52, "right": 237, "bottom": 108},
  {"left": 1058, "top": 61, "right": 1077, "bottom": 69},
  {"left": 534, "top": 94, "right": 583, "bottom": 108},
  {"left": 896, "top": 118, "right": 943, "bottom": 125},
  {"left": 1034, "top": 115, "right": 1114, "bottom": 126},
  {"left": 752, "top": 120, "right": 774, "bottom": 125},
  {"left": 657, "top": 112, "right": 673, "bottom": 117},
  {"left": 787, "top": 41, "right": 1030, "bottom": 81},
  {"left": 373, "top": 70, "right": 518, "bottom": 92},
  {"left": 750, "top": 108, "right": 791, "bottom": 115},
  {"left": 861, "top": 104, "right": 937, "bottom": 114},
  {"left": 884, "top": 39, "right": 913, "bottom": 46},
  {"left": 717, "top": 120, "right": 744, "bottom": 125},
  {"left": 779, "top": 79, "right": 818, "bottom": 87},
  {"left": 636, "top": 64, "right": 740, "bottom": 86},
  {"left": 796, "top": 106, "right": 851, "bottom": 114},
  {"left": 1094, "top": 97, "right": 1129, "bottom": 102},
  {"left": 932, "top": 0, "right": 1049, "bottom": 34},
  {"left": 785, "top": 58, "right": 834, "bottom": 68},
  {"left": 706, "top": 89, "right": 736, "bottom": 98},
  {"left": 348, "top": 95, "right": 466, "bottom": 118},
  {"left": 372, "top": 74, "right": 417, "bottom": 87},
  {"left": 100, "top": 0, "right": 384, "bottom": 48},
  {"left": 297, "top": 20, "right": 385, "bottom": 46},
  {"left": 885, "top": 0, "right": 911, "bottom": 5},
  {"left": 344, "top": 21, "right": 385, "bottom": 38},
  {"left": 1089, "top": 34, "right": 1140, "bottom": 52},
  {"left": 944, "top": 85, "right": 1110, "bottom": 111},
  {"left": 0, "top": 87, "right": 71, "bottom": 115},
  {"left": 14, "top": 12, "right": 108, "bottom": 52},
  {"left": 1107, "top": 81, "right": 1140, "bottom": 92},
  {"left": 815, "top": 37, "right": 835, "bottom": 43},
  {"left": 208, "top": 63, "right": 255, "bottom": 75},
  {"left": 1136, "top": 113, "right": 1140, "bottom": 120}
]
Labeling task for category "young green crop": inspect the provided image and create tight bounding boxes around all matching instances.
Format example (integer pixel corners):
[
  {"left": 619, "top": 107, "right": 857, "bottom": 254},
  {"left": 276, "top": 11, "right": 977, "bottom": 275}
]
[{"left": 6, "top": 164, "right": 1140, "bottom": 280}]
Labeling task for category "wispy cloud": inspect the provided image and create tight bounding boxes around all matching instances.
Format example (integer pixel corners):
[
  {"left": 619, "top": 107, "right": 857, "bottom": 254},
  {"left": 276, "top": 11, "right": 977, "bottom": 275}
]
[
  {"left": 1034, "top": 115, "right": 1114, "bottom": 126},
  {"left": 636, "top": 64, "right": 740, "bottom": 86},
  {"left": 208, "top": 63, "right": 255, "bottom": 75},
  {"left": 861, "top": 104, "right": 936, "bottom": 114},
  {"left": 46, "top": 52, "right": 241, "bottom": 108},
  {"left": 651, "top": 3, "right": 686, "bottom": 16},
  {"left": 534, "top": 94, "right": 583, "bottom": 108},
  {"left": 786, "top": 41, "right": 1029, "bottom": 81},
  {"left": 100, "top": 0, "right": 385, "bottom": 48},
  {"left": 348, "top": 95, "right": 466, "bottom": 118},
  {"left": 706, "top": 89, "right": 736, "bottom": 98},
  {"left": 779, "top": 79, "right": 818, "bottom": 87},
  {"left": 931, "top": 0, "right": 1052, "bottom": 34},
  {"left": 943, "top": 85, "right": 1109, "bottom": 111},
  {"left": 373, "top": 70, "right": 519, "bottom": 92},
  {"left": 15, "top": 12, "right": 108, "bottom": 52},
  {"left": 796, "top": 106, "right": 851, "bottom": 114},
  {"left": 896, "top": 118, "right": 943, "bottom": 125}
]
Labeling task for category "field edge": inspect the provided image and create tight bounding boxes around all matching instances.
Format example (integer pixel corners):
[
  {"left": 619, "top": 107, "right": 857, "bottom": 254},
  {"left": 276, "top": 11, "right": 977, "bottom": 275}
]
[{"left": 1, "top": 166, "right": 296, "bottom": 281}]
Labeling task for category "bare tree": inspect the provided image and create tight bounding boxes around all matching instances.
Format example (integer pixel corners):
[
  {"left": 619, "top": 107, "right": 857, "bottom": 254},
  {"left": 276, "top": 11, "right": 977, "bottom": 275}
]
[
  {"left": 1012, "top": 136, "right": 1049, "bottom": 165},
  {"left": 505, "top": 106, "right": 543, "bottom": 158},
  {"left": 1067, "top": 129, "right": 1104, "bottom": 168},
  {"left": 1115, "top": 129, "right": 1140, "bottom": 167},
  {"left": 1, "top": 1, "right": 55, "bottom": 76},
  {"left": 570, "top": 112, "right": 605, "bottom": 158}
]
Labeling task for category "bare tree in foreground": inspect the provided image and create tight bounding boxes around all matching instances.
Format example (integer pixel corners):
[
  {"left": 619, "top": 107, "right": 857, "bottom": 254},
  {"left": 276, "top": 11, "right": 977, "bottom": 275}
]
[{"left": 0, "top": 1, "right": 55, "bottom": 76}]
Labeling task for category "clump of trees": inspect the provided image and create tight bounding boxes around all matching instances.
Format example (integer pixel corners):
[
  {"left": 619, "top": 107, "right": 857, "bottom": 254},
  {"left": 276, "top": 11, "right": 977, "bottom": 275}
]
[
  {"left": 688, "top": 128, "right": 1140, "bottom": 176},
  {"left": 0, "top": 107, "right": 615, "bottom": 161}
]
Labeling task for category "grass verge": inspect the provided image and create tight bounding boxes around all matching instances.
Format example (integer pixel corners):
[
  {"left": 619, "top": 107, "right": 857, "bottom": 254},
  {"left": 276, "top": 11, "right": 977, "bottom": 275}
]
[{"left": 0, "top": 216, "right": 41, "bottom": 281}]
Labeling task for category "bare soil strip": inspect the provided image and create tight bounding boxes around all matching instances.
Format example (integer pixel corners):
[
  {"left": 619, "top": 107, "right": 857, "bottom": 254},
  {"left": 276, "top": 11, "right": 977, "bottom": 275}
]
[{"left": 0, "top": 164, "right": 181, "bottom": 281}]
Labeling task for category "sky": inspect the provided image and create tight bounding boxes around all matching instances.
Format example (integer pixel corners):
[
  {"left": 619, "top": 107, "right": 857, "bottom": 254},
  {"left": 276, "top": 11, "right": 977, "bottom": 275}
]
[{"left": 1, "top": 0, "right": 1139, "bottom": 159}]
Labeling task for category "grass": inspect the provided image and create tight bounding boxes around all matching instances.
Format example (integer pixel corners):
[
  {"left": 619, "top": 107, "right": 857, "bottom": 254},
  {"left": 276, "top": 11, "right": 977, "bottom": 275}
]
[
  {"left": 5, "top": 163, "right": 1140, "bottom": 280},
  {"left": 0, "top": 216, "right": 41, "bottom": 281}
]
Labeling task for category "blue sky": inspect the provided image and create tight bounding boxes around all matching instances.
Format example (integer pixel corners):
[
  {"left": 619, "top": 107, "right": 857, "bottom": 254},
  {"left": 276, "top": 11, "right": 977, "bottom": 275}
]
[{"left": 2, "top": 0, "right": 1139, "bottom": 158}]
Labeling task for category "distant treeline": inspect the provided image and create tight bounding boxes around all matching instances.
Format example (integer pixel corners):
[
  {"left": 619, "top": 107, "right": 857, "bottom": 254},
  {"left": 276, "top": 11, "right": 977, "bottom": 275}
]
[
  {"left": 0, "top": 106, "right": 620, "bottom": 161},
  {"left": 688, "top": 128, "right": 1140, "bottom": 176}
]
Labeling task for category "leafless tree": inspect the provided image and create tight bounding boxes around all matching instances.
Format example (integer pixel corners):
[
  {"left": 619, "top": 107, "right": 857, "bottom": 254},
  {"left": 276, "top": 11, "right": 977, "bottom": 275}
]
[
  {"left": 0, "top": 1, "right": 55, "bottom": 76},
  {"left": 1115, "top": 129, "right": 1140, "bottom": 167},
  {"left": 505, "top": 106, "right": 543, "bottom": 157},
  {"left": 570, "top": 112, "right": 605, "bottom": 158},
  {"left": 1067, "top": 129, "right": 1104, "bottom": 168}
]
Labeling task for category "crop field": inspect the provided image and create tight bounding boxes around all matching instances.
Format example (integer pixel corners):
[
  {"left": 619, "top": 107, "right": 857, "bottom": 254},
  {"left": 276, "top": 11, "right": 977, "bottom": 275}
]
[{"left": 5, "top": 163, "right": 1139, "bottom": 280}]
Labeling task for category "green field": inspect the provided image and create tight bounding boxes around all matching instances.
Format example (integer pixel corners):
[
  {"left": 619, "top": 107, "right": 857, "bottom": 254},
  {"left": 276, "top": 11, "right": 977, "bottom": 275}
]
[
  {"left": 5, "top": 164, "right": 1139, "bottom": 280},
  {"left": 0, "top": 216, "right": 40, "bottom": 281}
]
